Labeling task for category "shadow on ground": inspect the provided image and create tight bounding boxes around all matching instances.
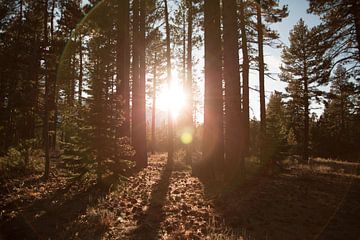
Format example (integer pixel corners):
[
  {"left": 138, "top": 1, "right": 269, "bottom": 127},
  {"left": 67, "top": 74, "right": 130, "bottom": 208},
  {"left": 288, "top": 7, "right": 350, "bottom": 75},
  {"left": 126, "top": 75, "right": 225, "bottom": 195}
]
[
  {"left": 196, "top": 161, "right": 360, "bottom": 240},
  {"left": 130, "top": 163, "right": 172, "bottom": 240},
  {"left": 0, "top": 174, "right": 122, "bottom": 240}
]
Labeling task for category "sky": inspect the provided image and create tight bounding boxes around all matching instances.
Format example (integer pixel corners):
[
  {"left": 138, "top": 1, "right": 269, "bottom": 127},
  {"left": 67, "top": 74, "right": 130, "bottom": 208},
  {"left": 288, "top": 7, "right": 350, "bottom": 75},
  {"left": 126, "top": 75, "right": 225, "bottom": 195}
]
[
  {"left": 81, "top": 0, "right": 323, "bottom": 122},
  {"left": 190, "top": 0, "right": 322, "bottom": 122},
  {"left": 250, "top": 0, "right": 321, "bottom": 119}
]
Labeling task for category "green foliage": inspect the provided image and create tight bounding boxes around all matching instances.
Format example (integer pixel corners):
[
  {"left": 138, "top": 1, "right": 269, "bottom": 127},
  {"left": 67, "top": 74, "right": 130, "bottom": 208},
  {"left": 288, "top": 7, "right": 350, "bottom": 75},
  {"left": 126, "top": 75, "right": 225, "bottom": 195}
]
[
  {"left": 312, "top": 66, "right": 359, "bottom": 160},
  {"left": 0, "top": 139, "right": 43, "bottom": 176},
  {"left": 308, "top": 0, "right": 360, "bottom": 75},
  {"left": 264, "top": 92, "right": 288, "bottom": 162}
]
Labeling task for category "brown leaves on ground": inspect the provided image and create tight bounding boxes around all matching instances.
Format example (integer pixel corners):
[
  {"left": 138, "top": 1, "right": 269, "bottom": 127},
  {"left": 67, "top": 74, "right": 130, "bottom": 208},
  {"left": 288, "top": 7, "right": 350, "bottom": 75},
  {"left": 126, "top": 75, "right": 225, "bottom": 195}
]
[{"left": 1, "top": 155, "right": 359, "bottom": 240}]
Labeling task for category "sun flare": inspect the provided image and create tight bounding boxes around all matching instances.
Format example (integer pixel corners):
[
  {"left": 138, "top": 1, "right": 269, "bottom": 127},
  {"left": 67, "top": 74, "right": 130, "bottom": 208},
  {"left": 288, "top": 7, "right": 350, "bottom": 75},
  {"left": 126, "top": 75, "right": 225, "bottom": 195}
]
[{"left": 156, "top": 77, "right": 186, "bottom": 119}]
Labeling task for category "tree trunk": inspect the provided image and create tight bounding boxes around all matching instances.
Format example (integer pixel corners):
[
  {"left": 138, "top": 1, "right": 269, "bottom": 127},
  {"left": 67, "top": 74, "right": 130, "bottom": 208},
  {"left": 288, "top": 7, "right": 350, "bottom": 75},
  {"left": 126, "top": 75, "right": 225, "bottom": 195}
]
[
  {"left": 50, "top": 0, "right": 57, "bottom": 150},
  {"left": 132, "top": 0, "right": 147, "bottom": 168},
  {"left": 132, "top": 0, "right": 140, "bottom": 151},
  {"left": 303, "top": 65, "right": 309, "bottom": 164},
  {"left": 239, "top": 0, "right": 250, "bottom": 156},
  {"left": 117, "top": 0, "right": 130, "bottom": 138},
  {"left": 94, "top": 59, "right": 103, "bottom": 183},
  {"left": 139, "top": 0, "right": 147, "bottom": 167},
  {"left": 78, "top": 34, "right": 83, "bottom": 104},
  {"left": 204, "top": 0, "right": 224, "bottom": 179},
  {"left": 185, "top": 0, "right": 193, "bottom": 165},
  {"left": 122, "top": 0, "right": 131, "bottom": 138},
  {"left": 164, "top": 0, "right": 174, "bottom": 164},
  {"left": 223, "top": 0, "right": 244, "bottom": 178},
  {"left": 257, "top": 1, "right": 267, "bottom": 165},
  {"left": 182, "top": 10, "right": 186, "bottom": 84},
  {"left": 43, "top": 0, "right": 50, "bottom": 179},
  {"left": 151, "top": 53, "right": 157, "bottom": 154}
]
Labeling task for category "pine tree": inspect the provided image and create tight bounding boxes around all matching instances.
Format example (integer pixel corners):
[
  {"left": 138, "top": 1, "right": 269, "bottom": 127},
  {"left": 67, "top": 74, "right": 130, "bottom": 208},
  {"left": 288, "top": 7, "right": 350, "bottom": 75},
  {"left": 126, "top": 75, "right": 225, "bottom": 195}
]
[
  {"left": 132, "top": 0, "right": 148, "bottom": 168},
  {"left": 146, "top": 27, "right": 166, "bottom": 154},
  {"left": 255, "top": 0, "right": 288, "bottom": 165},
  {"left": 239, "top": 0, "right": 250, "bottom": 156},
  {"left": 185, "top": 0, "right": 194, "bottom": 164},
  {"left": 308, "top": 0, "right": 360, "bottom": 71},
  {"left": 203, "top": 0, "right": 224, "bottom": 178},
  {"left": 223, "top": 0, "right": 243, "bottom": 177},
  {"left": 280, "top": 19, "right": 329, "bottom": 163},
  {"left": 313, "top": 65, "right": 358, "bottom": 159},
  {"left": 164, "top": 0, "right": 174, "bottom": 164},
  {"left": 116, "top": 0, "right": 130, "bottom": 138},
  {"left": 266, "top": 91, "right": 288, "bottom": 162}
]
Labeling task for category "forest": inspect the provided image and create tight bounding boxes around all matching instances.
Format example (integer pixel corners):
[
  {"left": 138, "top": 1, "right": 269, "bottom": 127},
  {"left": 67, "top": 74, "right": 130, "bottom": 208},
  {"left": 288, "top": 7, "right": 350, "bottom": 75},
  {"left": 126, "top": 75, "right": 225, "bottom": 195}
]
[{"left": 0, "top": 0, "right": 359, "bottom": 239}]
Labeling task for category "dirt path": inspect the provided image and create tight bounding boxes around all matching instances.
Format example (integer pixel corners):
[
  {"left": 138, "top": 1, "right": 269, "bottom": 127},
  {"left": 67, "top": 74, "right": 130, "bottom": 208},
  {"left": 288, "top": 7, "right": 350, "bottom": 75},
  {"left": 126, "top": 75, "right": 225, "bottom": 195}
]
[{"left": 1, "top": 154, "right": 360, "bottom": 240}]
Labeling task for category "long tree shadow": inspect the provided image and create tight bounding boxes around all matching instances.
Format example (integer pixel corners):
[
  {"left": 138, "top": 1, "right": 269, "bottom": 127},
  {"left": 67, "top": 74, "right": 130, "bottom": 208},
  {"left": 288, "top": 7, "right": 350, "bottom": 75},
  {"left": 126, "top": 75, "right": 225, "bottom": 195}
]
[
  {"left": 316, "top": 176, "right": 360, "bottom": 240},
  {"left": 130, "top": 163, "right": 172, "bottom": 240},
  {"left": 196, "top": 161, "right": 360, "bottom": 240},
  {"left": 0, "top": 173, "right": 122, "bottom": 240}
]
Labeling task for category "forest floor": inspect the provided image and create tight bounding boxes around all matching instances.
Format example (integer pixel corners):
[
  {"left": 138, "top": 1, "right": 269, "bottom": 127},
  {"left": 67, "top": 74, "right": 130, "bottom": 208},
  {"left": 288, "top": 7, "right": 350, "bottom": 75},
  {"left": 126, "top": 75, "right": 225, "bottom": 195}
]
[{"left": 1, "top": 153, "right": 360, "bottom": 240}]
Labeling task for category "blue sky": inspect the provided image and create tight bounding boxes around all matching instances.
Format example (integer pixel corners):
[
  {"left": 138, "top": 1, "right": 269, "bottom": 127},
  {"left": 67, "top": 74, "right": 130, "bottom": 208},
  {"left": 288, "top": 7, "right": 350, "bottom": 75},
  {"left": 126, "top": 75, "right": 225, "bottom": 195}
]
[{"left": 250, "top": 0, "right": 321, "bottom": 119}]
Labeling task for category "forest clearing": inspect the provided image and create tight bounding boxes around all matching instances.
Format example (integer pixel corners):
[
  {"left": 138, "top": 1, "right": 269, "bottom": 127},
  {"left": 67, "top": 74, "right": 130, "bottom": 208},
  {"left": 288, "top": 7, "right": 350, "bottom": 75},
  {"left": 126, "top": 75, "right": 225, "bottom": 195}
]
[
  {"left": 1, "top": 0, "right": 359, "bottom": 239},
  {"left": 1, "top": 154, "right": 359, "bottom": 239}
]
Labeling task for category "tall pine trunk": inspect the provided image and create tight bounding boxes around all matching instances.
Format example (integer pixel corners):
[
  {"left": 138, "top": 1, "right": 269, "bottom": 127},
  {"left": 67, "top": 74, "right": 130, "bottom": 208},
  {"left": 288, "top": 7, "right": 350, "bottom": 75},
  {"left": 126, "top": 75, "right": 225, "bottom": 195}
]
[
  {"left": 132, "top": 0, "right": 147, "bottom": 168},
  {"left": 50, "top": 0, "right": 57, "bottom": 150},
  {"left": 132, "top": 0, "right": 140, "bottom": 160},
  {"left": 256, "top": 1, "right": 267, "bottom": 165},
  {"left": 223, "top": 0, "right": 244, "bottom": 177},
  {"left": 78, "top": 34, "right": 83, "bottom": 104},
  {"left": 303, "top": 66, "right": 309, "bottom": 164},
  {"left": 123, "top": 0, "right": 130, "bottom": 138},
  {"left": 43, "top": 0, "right": 50, "bottom": 179},
  {"left": 239, "top": 0, "right": 250, "bottom": 156},
  {"left": 204, "top": 0, "right": 224, "bottom": 178},
  {"left": 185, "top": 0, "right": 193, "bottom": 164},
  {"left": 118, "top": 0, "right": 130, "bottom": 138},
  {"left": 151, "top": 53, "right": 157, "bottom": 154},
  {"left": 139, "top": 0, "right": 147, "bottom": 167},
  {"left": 164, "top": 0, "right": 174, "bottom": 164}
]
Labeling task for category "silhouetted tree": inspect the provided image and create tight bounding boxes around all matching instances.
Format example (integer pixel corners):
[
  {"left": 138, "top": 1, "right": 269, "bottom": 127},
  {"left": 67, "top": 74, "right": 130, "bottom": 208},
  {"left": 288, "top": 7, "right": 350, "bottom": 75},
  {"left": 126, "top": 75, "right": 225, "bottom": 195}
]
[
  {"left": 223, "top": 0, "right": 244, "bottom": 177},
  {"left": 132, "top": 0, "right": 148, "bottom": 168},
  {"left": 164, "top": 0, "right": 174, "bottom": 164},
  {"left": 203, "top": 0, "right": 224, "bottom": 178},
  {"left": 280, "top": 19, "right": 329, "bottom": 163}
]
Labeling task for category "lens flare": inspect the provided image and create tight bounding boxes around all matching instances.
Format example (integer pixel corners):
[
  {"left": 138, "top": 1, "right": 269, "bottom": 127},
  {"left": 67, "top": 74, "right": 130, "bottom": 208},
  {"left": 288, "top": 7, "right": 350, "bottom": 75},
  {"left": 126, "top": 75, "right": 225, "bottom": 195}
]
[{"left": 181, "top": 132, "right": 193, "bottom": 145}]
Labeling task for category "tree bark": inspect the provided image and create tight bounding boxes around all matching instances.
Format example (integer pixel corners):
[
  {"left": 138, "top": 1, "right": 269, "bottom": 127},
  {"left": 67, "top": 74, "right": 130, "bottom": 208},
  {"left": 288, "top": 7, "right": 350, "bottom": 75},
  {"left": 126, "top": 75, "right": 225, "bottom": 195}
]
[
  {"left": 151, "top": 53, "right": 157, "bottom": 154},
  {"left": 257, "top": 1, "right": 267, "bottom": 165},
  {"left": 164, "top": 0, "right": 174, "bottom": 164},
  {"left": 139, "top": 0, "right": 147, "bottom": 167},
  {"left": 185, "top": 0, "right": 193, "bottom": 164},
  {"left": 132, "top": 0, "right": 147, "bottom": 168},
  {"left": 43, "top": 0, "right": 50, "bottom": 179},
  {"left": 239, "top": 0, "right": 250, "bottom": 156},
  {"left": 122, "top": 0, "right": 131, "bottom": 138},
  {"left": 78, "top": 33, "right": 83, "bottom": 104},
  {"left": 303, "top": 63, "right": 309, "bottom": 164},
  {"left": 223, "top": 0, "right": 244, "bottom": 177},
  {"left": 50, "top": 0, "right": 57, "bottom": 150},
  {"left": 117, "top": 0, "right": 130, "bottom": 138},
  {"left": 132, "top": 0, "right": 140, "bottom": 156},
  {"left": 204, "top": 0, "right": 224, "bottom": 178}
]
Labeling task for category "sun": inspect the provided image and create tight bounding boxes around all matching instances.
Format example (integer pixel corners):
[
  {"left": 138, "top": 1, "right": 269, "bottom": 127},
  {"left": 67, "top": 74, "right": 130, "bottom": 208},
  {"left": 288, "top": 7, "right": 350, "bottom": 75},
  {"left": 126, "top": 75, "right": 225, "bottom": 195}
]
[{"left": 156, "top": 76, "right": 186, "bottom": 119}]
